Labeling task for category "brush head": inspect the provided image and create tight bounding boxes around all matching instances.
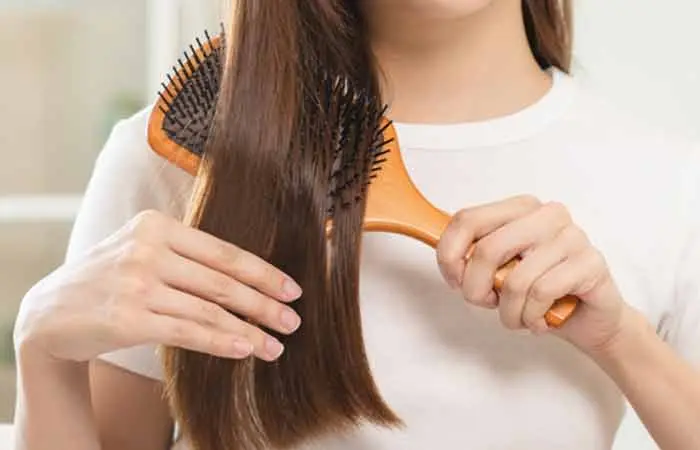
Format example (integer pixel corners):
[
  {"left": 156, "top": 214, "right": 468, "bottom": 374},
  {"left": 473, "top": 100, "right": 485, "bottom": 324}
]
[
  {"left": 156, "top": 28, "right": 224, "bottom": 158},
  {"left": 147, "top": 28, "right": 393, "bottom": 214}
]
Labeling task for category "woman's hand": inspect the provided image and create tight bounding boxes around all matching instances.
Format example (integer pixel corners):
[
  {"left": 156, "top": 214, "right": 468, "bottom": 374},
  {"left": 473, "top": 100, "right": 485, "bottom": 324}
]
[
  {"left": 436, "top": 195, "right": 628, "bottom": 354},
  {"left": 14, "top": 210, "right": 303, "bottom": 364}
]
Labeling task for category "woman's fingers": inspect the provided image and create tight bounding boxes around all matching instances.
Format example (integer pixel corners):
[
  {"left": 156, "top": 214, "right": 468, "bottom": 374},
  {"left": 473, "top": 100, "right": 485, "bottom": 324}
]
[
  {"left": 520, "top": 247, "right": 607, "bottom": 332},
  {"left": 158, "top": 213, "right": 303, "bottom": 302},
  {"left": 141, "top": 313, "right": 253, "bottom": 359},
  {"left": 460, "top": 202, "right": 572, "bottom": 306},
  {"left": 146, "top": 285, "right": 286, "bottom": 362},
  {"left": 437, "top": 195, "right": 542, "bottom": 288},
  {"left": 498, "top": 225, "right": 587, "bottom": 331},
  {"left": 157, "top": 251, "right": 302, "bottom": 338},
  {"left": 117, "top": 211, "right": 296, "bottom": 361}
]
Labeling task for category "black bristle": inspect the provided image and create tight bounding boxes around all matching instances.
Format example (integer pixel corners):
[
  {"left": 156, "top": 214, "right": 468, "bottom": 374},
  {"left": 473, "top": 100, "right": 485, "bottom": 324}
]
[
  {"left": 158, "top": 27, "right": 390, "bottom": 204},
  {"left": 175, "top": 60, "right": 189, "bottom": 87},
  {"left": 183, "top": 52, "right": 197, "bottom": 76},
  {"left": 196, "top": 37, "right": 206, "bottom": 54},
  {"left": 373, "top": 149, "right": 391, "bottom": 159},
  {"left": 158, "top": 29, "right": 224, "bottom": 156},
  {"left": 158, "top": 91, "right": 172, "bottom": 108},
  {"left": 190, "top": 44, "right": 204, "bottom": 65},
  {"left": 166, "top": 74, "right": 181, "bottom": 93}
]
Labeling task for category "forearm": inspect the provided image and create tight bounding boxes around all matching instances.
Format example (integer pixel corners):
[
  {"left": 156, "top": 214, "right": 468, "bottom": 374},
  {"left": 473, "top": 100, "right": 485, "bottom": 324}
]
[
  {"left": 14, "top": 349, "right": 100, "bottom": 450},
  {"left": 592, "top": 308, "right": 700, "bottom": 450}
]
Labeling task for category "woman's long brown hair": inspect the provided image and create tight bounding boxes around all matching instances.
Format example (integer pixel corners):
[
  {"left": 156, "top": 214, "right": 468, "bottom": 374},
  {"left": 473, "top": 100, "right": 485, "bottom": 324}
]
[{"left": 162, "top": 1, "right": 573, "bottom": 449}]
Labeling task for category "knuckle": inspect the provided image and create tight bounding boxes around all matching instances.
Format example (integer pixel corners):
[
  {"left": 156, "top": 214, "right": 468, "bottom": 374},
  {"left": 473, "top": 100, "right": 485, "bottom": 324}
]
[
  {"left": 263, "top": 265, "right": 282, "bottom": 287},
  {"left": 545, "top": 201, "right": 571, "bottom": 221},
  {"left": 581, "top": 250, "right": 609, "bottom": 291},
  {"left": 588, "top": 249, "right": 607, "bottom": 268},
  {"left": 246, "top": 296, "right": 272, "bottom": 322},
  {"left": 436, "top": 254, "right": 456, "bottom": 276},
  {"left": 227, "top": 248, "right": 247, "bottom": 273},
  {"left": 209, "top": 275, "right": 236, "bottom": 305},
  {"left": 435, "top": 246, "right": 452, "bottom": 268},
  {"left": 116, "top": 241, "right": 160, "bottom": 273},
  {"left": 472, "top": 239, "right": 501, "bottom": 265},
  {"left": 234, "top": 322, "right": 264, "bottom": 347},
  {"left": 205, "top": 332, "right": 225, "bottom": 355},
  {"left": 199, "top": 302, "right": 224, "bottom": 326},
  {"left": 165, "top": 321, "right": 190, "bottom": 345},
  {"left": 529, "top": 281, "right": 552, "bottom": 304},
  {"left": 214, "top": 241, "right": 237, "bottom": 268},
  {"left": 119, "top": 273, "right": 155, "bottom": 300},
  {"left": 501, "top": 273, "right": 529, "bottom": 298},
  {"left": 563, "top": 224, "right": 587, "bottom": 243},
  {"left": 514, "top": 194, "right": 541, "bottom": 209},
  {"left": 128, "top": 210, "right": 167, "bottom": 242},
  {"left": 453, "top": 208, "right": 475, "bottom": 226},
  {"left": 248, "top": 328, "right": 269, "bottom": 349},
  {"left": 226, "top": 249, "right": 261, "bottom": 282}
]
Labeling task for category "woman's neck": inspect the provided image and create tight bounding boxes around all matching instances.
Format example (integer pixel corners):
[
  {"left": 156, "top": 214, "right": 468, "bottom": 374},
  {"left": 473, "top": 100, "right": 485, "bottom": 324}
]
[{"left": 366, "top": 0, "right": 552, "bottom": 124}]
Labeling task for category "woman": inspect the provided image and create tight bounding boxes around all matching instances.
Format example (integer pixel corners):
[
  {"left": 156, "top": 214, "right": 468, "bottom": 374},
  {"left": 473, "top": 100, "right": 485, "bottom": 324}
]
[{"left": 13, "top": 0, "right": 700, "bottom": 449}]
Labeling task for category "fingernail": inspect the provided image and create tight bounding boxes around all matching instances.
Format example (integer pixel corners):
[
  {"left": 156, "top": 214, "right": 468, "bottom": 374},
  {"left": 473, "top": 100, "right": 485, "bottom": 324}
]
[
  {"left": 280, "top": 310, "right": 301, "bottom": 333},
  {"left": 283, "top": 278, "right": 303, "bottom": 301},
  {"left": 233, "top": 340, "right": 253, "bottom": 357},
  {"left": 265, "top": 337, "right": 284, "bottom": 360}
]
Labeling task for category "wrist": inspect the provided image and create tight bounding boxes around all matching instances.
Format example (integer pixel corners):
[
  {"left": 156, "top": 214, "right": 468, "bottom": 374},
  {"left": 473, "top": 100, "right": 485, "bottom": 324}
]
[
  {"left": 16, "top": 342, "right": 87, "bottom": 378},
  {"left": 587, "top": 305, "right": 656, "bottom": 370}
]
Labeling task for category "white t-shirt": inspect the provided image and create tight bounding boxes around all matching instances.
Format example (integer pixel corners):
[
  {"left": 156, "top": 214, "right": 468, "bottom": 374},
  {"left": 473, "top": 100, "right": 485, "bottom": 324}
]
[{"left": 66, "top": 70, "right": 700, "bottom": 449}]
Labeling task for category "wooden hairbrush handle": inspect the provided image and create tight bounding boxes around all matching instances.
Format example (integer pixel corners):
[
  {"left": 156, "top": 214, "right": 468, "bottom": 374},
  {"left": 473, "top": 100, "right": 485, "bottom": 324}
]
[
  {"left": 363, "top": 121, "right": 578, "bottom": 328},
  {"left": 364, "top": 207, "right": 577, "bottom": 328}
]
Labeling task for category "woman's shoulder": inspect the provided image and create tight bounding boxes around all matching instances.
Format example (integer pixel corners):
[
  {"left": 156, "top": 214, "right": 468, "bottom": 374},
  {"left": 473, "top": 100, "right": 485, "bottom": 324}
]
[
  {"left": 93, "top": 104, "right": 195, "bottom": 218},
  {"left": 101, "top": 104, "right": 195, "bottom": 192},
  {"left": 562, "top": 74, "right": 690, "bottom": 143},
  {"left": 556, "top": 73, "right": 700, "bottom": 197},
  {"left": 66, "top": 105, "right": 195, "bottom": 262}
]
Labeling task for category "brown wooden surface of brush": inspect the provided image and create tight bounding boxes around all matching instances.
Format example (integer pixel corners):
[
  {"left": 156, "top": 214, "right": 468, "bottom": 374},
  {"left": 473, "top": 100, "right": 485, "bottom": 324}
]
[
  {"left": 147, "top": 36, "right": 222, "bottom": 177},
  {"left": 362, "top": 120, "right": 577, "bottom": 328}
]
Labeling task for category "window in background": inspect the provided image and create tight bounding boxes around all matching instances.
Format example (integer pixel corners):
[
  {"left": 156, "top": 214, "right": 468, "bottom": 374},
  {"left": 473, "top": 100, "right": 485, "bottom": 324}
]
[{"left": 0, "top": 0, "right": 220, "bottom": 422}]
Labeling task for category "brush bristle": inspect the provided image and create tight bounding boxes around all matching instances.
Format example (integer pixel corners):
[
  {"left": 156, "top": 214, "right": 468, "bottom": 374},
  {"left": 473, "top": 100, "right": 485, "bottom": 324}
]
[
  {"left": 158, "top": 26, "right": 226, "bottom": 157},
  {"left": 156, "top": 28, "right": 392, "bottom": 211}
]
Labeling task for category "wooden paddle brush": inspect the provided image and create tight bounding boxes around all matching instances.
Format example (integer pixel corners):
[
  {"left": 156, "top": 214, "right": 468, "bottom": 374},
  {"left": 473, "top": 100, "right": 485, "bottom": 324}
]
[{"left": 147, "top": 31, "right": 577, "bottom": 328}]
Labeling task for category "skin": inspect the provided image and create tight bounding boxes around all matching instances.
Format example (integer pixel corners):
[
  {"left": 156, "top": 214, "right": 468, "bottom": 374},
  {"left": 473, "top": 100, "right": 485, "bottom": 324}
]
[
  {"left": 14, "top": 211, "right": 303, "bottom": 450},
  {"left": 13, "top": 1, "right": 700, "bottom": 449}
]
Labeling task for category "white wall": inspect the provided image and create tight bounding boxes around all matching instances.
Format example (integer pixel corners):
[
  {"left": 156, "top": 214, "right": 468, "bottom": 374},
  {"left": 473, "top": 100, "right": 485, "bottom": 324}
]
[
  {"left": 146, "top": 0, "right": 224, "bottom": 96},
  {"left": 575, "top": 3, "right": 700, "bottom": 449},
  {"left": 573, "top": 0, "right": 700, "bottom": 142}
]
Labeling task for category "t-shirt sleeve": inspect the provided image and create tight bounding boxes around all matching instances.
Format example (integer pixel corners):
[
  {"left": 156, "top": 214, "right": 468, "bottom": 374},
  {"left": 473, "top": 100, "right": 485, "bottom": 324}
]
[
  {"left": 65, "top": 105, "right": 194, "bottom": 381},
  {"left": 661, "top": 146, "right": 700, "bottom": 366}
]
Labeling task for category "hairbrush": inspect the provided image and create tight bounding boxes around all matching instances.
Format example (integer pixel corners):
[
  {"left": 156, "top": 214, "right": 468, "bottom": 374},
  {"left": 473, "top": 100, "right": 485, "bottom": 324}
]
[{"left": 147, "top": 30, "right": 577, "bottom": 327}]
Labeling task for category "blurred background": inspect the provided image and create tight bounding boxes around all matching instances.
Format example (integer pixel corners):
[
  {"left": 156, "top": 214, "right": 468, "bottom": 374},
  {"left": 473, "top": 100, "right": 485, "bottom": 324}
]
[{"left": 0, "top": 0, "right": 698, "bottom": 448}]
